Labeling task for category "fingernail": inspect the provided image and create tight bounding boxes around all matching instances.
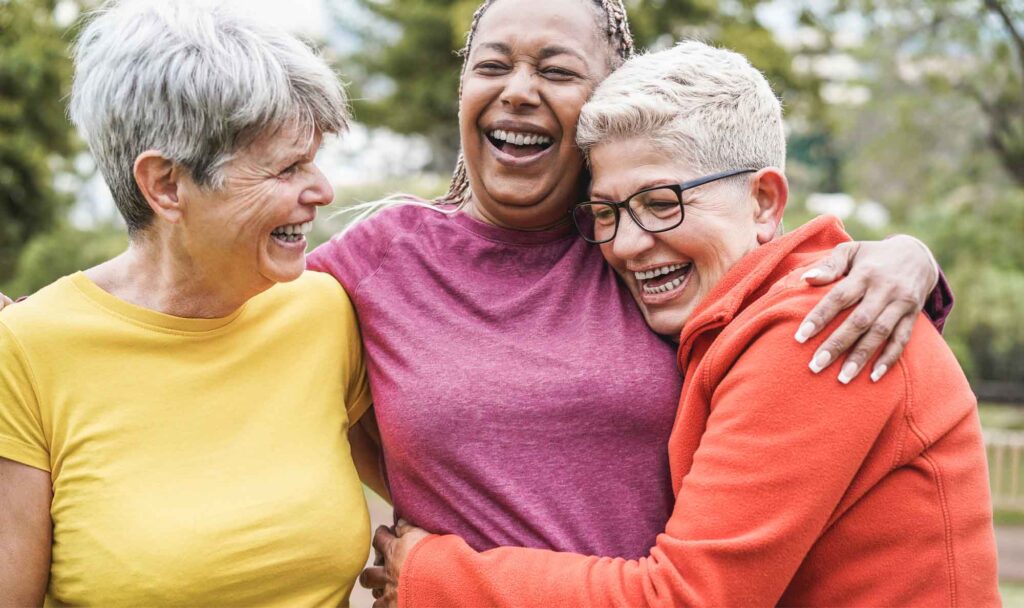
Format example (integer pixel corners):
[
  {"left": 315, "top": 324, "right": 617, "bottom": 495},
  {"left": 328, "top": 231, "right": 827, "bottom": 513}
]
[
  {"left": 801, "top": 269, "right": 822, "bottom": 281},
  {"left": 794, "top": 322, "right": 815, "bottom": 343},
  {"left": 809, "top": 350, "right": 831, "bottom": 373},
  {"left": 870, "top": 364, "right": 888, "bottom": 382},
  {"left": 838, "top": 362, "right": 858, "bottom": 384}
]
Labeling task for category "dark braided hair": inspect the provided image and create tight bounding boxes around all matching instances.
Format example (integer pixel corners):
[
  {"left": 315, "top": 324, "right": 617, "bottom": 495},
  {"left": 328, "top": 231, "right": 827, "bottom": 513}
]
[{"left": 435, "top": 0, "right": 636, "bottom": 206}]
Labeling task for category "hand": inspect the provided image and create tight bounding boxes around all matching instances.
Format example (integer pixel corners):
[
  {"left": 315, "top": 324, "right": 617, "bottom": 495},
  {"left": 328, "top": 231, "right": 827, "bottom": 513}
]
[
  {"left": 359, "top": 520, "right": 432, "bottom": 608},
  {"left": 794, "top": 235, "right": 939, "bottom": 383},
  {"left": 0, "top": 292, "right": 12, "bottom": 312}
]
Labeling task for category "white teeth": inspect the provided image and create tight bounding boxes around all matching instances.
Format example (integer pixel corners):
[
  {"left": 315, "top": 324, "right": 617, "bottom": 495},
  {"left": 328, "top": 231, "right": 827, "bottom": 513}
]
[
  {"left": 488, "top": 129, "right": 553, "bottom": 146},
  {"left": 634, "top": 263, "right": 692, "bottom": 295},
  {"left": 642, "top": 274, "right": 688, "bottom": 295},
  {"left": 272, "top": 220, "right": 313, "bottom": 239},
  {"left": 633, "top": 263, "right": 686, "bottom": 281}
]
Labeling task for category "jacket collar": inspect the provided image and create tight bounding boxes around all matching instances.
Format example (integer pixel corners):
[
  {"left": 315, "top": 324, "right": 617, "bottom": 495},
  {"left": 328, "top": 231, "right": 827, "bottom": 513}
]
[{"left": 677, "top": 215, "right": 851, "bottom": 368}]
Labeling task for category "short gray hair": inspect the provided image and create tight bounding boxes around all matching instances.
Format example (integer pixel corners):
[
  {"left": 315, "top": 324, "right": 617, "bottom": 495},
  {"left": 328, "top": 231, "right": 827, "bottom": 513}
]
[
  {"left": 577, "top": 40, "right": 785, "bottom": 176},
  {"left": 70, "top": 0, "right": 350, "bottom": 234}
]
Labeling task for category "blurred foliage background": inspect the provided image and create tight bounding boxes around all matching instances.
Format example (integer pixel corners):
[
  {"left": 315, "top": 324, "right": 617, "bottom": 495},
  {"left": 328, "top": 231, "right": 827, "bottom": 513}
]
[{"left": 1, "top": 0, "right": 1022, "bottom": 387}]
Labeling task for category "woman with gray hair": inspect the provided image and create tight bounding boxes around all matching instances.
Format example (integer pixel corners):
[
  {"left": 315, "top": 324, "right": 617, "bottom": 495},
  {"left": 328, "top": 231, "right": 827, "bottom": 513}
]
[
  {"left": 0, "top": 1, "right": 372, "bottom": 605},
  {"left": 366, "top": 41, "right": 999, "bottom": 607}
]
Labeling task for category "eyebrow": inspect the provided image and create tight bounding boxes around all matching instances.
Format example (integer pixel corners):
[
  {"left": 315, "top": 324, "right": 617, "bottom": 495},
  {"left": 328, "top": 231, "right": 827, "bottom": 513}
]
[
  {"left": 591, "top": 179, "right": 677, "bottom": 202},
  {"left": 477, "top": 42, "right": 587, "bottom": 64}
]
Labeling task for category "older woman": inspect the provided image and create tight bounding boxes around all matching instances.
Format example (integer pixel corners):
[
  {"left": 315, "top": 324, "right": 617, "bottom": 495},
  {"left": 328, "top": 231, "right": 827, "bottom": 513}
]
[
  {"left": 0, "top": 1, "right": 371, "bottom": 605},
  {"left": 312, "top": 0, "right": 951, "bottom": 573},
  {"left": 365, "top": 42, "right": 999, "bottom": 606}
]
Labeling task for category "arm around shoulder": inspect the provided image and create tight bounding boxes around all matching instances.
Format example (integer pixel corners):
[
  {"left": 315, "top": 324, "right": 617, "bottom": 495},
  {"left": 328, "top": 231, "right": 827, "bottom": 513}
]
[{"left": 395, "top": 288, "right": 907, "bottom": 607}]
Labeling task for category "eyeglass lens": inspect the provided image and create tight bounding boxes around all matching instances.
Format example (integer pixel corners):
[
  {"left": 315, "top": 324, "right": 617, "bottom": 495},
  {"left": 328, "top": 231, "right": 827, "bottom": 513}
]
[{"left": 572, "top": 186, "right": 683, "bottom": 244}]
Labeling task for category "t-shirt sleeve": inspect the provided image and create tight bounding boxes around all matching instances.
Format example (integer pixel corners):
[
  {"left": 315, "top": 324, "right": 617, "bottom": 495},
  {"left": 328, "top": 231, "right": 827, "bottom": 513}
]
[
  {"left": 324, "top": 279, "right": 372, "bottom": 425},
  {"left": 0, "top": 323, "right": 49, "bottom": 471}
]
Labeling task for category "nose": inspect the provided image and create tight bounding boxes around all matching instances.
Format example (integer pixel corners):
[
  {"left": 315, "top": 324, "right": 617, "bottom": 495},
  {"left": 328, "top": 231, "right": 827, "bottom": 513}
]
[
  {"left": 499, "top": 64, "right": 540, "bottom": 109},
  {"left": 610, "top": 211, "right": 655, "bottom": 261},
  {"left": 300, "top": 162, "right": 334, "bottom": 207}
]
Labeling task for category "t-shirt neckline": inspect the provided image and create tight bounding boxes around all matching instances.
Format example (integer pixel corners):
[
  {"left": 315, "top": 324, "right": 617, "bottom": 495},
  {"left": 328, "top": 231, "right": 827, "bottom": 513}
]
[
  {"left": 451, "top": 209, "right": 577, "bottom": 245},
  {"left": 69, "top": 272, "right": 247, "bottom": 333}
]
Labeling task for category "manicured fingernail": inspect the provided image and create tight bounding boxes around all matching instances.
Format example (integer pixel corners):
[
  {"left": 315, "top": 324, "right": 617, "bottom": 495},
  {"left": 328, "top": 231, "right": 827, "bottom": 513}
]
[
  {"left": 838, "top": 362, "right": 858, "bottom": 384},
  {"left": 794, "top": 322, "right": 815, "bottom": 343},
  {"left": 870, "top": 364, "right": 888, "bottom": 382},
  {"left": 809, "top": 350, "right": 832, "bottom": 373},
  {"left": 801, "top": 268, "right": 822, "bottom": 281}
]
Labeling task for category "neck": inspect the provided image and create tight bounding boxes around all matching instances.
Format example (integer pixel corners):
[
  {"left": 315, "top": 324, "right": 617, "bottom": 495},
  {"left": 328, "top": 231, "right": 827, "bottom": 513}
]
[
  {"left": 85, "top": 234, "right": 269, "bottom": 319},
  {"left": 465, "top": 195, "right": 574, "bottom": 232}
]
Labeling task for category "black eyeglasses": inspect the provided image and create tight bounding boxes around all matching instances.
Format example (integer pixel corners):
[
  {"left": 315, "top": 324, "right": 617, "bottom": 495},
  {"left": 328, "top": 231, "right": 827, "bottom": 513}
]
[{"left": 571, "top": 168, "right": 758, "bottom": 244}]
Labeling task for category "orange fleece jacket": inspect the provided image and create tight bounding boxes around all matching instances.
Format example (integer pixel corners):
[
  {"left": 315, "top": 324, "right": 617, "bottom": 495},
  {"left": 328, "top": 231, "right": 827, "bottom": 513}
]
[{"left": 397, "top": 216, "right": 999, "bottom": 607}]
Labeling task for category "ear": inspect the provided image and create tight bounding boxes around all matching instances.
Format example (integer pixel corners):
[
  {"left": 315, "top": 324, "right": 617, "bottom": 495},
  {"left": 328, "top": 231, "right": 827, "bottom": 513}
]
[
  {"left": 133, "top": 151, "right": 184, "bottom": 224},
  {"left": 751, "top": 168, "right": 788, "bottom": 244}
]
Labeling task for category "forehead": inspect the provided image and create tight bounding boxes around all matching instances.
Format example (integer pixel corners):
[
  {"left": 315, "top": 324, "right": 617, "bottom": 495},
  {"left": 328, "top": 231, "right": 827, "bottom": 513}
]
[
  {"left": 589, "top": 139, "right": 697, "bottom": 198},
  {"left": 473, "top": 0, "right": 606, "bottom": 60},
  {"left": 238, "top": 122, "right": 321, "bottom": 166}
]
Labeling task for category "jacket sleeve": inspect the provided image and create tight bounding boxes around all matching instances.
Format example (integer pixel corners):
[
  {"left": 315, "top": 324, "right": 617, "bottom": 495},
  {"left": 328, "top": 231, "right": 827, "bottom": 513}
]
[
  {"left": 397, "top": 290, "right": 910, "bottom": 607},
  {"left": 924, "top": 268, "right": 953, "bottom": 333}
]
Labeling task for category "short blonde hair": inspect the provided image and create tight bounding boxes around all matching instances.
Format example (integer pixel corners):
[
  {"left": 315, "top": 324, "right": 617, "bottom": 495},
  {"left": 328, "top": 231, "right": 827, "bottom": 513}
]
[{"left": 577, "top": 40, "right": 785, "bottom": 175}]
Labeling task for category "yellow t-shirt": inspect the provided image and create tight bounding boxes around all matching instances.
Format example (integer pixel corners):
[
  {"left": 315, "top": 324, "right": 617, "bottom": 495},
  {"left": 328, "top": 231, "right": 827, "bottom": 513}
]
[{"left": 0, "top": 271, "right": 372, "bottom": 607}]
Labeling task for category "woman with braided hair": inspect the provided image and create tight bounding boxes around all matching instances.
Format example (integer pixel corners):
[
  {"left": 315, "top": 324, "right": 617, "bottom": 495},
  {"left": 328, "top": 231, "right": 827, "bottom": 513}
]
[{"left": 306, "top": 0, "right": 951, "bottom": 594}]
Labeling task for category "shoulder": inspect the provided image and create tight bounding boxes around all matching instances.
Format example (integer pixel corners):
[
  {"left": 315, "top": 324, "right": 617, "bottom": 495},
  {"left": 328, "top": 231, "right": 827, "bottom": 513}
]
[
  {"left": 313, "top": 202, "right": 440, "bottom": 258},
  {"left": 265, "top": 271, "right": 355, "bottom": 318},
  {"left": 307, "top": 201, "right": 445, "bottom": 291},
  {"left": 0, "top": 276, "right": 83, "bottom": 342}
]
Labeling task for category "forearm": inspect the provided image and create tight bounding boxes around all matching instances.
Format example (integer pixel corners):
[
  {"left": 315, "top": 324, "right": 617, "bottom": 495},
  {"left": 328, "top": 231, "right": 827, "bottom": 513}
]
[
  {"left": 0, "top": 458, "right": 52, "bottom": 607},
  {"left": 348, "top": 411, "right": 390, "bottom": 502}
]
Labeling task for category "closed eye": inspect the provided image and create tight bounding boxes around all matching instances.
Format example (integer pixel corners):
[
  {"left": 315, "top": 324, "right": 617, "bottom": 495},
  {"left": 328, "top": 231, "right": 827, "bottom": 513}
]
[
  {"left": 541, "top": 66, "right": 578, "bottom": 80},
  {"left": 475, "top": 61, "right": 510, "bottom": 75}
]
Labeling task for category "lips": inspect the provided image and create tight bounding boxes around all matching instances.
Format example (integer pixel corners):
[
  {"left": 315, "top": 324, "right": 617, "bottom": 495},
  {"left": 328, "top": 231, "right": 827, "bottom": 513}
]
[
  {"left": 483, "top": 121, "right": 557, "bottom": 166},
  {"left": 630, "top": 262, "right": 694, "bottom": 303}
]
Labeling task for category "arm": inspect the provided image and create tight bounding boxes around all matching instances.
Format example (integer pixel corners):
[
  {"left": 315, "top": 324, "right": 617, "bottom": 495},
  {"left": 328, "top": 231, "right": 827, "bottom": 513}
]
[
  {"left": 378, "top": 294, "right": 904, "bottom": 607},
  {"left": 349, "top": 407, "right": 391, "bottom": 502},
  {"left": 796, "top": 234, "right": 947, "bottom": 383},
  {"left": 0, "top": 457, "right": 51, "bottom": 607}
]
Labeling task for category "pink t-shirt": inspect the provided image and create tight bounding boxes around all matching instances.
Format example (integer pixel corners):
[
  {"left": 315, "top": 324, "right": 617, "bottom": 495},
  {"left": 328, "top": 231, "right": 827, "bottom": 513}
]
[{"left": 308, "top": 204, "right": 681, "bottom": 557}]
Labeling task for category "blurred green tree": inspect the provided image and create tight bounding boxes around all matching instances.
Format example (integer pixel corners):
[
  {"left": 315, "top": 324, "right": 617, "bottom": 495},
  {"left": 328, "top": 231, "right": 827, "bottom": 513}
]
[
  {"left": 1, "top": 222, "right": 126, "bottom": 298},
  {"left": 821, "top": 0, "right": 1024, "bottom": 381},
  {"left": 0, "top": 0, "right": 78, "bottom": 282}
]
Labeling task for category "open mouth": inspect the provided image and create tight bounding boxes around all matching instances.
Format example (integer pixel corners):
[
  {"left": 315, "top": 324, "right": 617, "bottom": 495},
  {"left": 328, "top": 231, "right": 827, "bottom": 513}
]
[
  {"left": 634, "top": 262, "right": 693, "bottom": 295},
  {"left": 271, "top": 220, "right": 313, "bottom": 245},
  {"left": 486, "top": 129, "right": 554, "bottom": 159}
]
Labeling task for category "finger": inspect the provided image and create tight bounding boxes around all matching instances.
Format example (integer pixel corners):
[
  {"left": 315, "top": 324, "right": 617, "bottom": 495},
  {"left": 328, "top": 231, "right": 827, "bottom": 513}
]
[
  {"left": 800, "top": 242, "right": 859, "bottom": 286},
  {"left": 360, "top": 566, "right": 388, "bottom": 590},
  {"left": 372, "top": 525, "right": 397, "bottom": 554},
  {"left": 395, "top": 519, "right": 417, "bottom": 536},
  {"left": 796, "top": 275, "right": 868, "bottom": 345},
  {"left": 870, "top": 315, "right": 916, "bottom": 382},
  {"left": 836, "top": 303, "right": 908, "bottom": 384},
  {"left": 0, "top": 294, "right": 12, "bottom": 309},
  {"left": 808, "top": 290, "right": 886, "bottom": 374}
]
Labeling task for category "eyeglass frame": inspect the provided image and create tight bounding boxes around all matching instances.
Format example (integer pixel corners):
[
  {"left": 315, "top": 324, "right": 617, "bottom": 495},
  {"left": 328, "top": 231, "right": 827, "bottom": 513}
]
[{"left": 570, "top": 168, "right": 759, "bottom": 244}]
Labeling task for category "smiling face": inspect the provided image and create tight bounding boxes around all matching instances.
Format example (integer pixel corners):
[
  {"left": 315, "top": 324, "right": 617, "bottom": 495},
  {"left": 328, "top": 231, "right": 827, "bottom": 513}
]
[
  {"left": 177, "top": 124, "right": 332, "bottom": 294},
  {"left": 590, "top": 138, "right": 786, "bottom": 339},
  {"left": 459, "top": 0, "right": 614, "bottom": 230}
]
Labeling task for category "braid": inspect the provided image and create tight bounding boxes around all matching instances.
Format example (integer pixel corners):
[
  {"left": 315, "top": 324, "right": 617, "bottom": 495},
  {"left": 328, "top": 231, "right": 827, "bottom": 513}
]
[{"left": 435, "top": 0, "right": 635, "bottom": 207}]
